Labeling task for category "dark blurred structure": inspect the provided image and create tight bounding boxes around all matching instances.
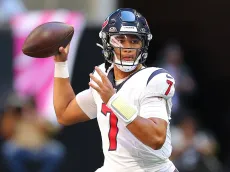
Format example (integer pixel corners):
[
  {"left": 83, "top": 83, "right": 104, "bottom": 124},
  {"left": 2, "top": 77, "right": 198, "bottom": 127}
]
[
  {"left": 171, "top": 115, "right": 222, "bottom": 172},
  {"left": 0, "top": 27, "right": 13, "bottom": 112}
]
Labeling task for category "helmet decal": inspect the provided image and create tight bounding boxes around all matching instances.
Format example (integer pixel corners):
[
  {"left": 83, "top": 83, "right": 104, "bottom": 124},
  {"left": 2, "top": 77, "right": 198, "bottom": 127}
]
[{"left": 102, "top": 20, "right": 108, "bottom": 29}]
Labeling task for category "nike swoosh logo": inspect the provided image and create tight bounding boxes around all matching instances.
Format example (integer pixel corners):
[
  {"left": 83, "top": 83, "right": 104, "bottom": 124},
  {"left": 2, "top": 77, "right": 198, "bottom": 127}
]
[{"left": 166, "top": 74, "right": 173, "bottom": 79}]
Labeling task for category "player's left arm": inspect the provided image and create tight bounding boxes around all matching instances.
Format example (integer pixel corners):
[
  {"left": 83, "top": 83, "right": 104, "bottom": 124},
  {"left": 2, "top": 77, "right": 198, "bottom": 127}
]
[
  {"left": 126, "top": 98, "right": 169, "bottom": 150},
  {"left": 125, "top": 73, "right": 175, "bottom": 150}
]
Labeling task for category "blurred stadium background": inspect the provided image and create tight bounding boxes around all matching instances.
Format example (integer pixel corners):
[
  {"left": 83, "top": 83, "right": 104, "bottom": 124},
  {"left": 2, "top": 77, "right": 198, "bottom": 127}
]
[{"left": 0, "top": 0, "right": 229, "bottom": 172}]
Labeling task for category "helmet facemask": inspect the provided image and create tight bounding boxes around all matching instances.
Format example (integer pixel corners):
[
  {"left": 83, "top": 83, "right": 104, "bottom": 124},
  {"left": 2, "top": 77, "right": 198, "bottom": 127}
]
[{"left": 107, "top": 34, "right": 146, "bottom": 72}]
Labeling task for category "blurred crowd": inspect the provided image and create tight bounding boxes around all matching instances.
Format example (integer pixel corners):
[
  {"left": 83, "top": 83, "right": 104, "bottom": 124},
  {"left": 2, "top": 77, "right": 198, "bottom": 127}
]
[
  {"left": 154, "top": 42, "right": 223, "bottom": 172},
  {"left": 0, "top": 92, "right": 66, "bottom": 172}
]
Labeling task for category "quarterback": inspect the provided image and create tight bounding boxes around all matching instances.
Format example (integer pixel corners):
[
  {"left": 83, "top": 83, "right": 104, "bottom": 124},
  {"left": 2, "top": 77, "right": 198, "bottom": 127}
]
[{"left": 53, "top": 8, "right": 178, "bottom": 172}]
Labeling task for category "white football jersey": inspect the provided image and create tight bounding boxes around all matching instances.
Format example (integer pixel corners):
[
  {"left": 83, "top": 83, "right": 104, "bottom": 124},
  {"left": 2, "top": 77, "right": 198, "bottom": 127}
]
[{"left": 76, "top": 63, "right": 176, "bottom": 172}]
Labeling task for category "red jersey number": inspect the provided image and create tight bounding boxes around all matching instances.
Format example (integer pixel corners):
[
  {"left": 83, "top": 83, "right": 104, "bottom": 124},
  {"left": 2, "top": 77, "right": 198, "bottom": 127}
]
[
  {"left": 101, "top": 103, "right": 118, "bottom": 151},
  {"left": 165, "top": 80, "right": 173, "bottom": 96}
]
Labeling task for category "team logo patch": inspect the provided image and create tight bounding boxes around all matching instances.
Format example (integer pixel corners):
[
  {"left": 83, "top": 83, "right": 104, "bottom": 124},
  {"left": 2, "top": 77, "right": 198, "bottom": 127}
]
[{"left": 166, "top": 74, "right": 173, "bottom": 79}]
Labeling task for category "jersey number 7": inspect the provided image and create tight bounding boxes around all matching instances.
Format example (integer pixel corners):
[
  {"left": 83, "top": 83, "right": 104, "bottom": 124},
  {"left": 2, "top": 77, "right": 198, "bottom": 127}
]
[
  {"left": 165, "top": 79, "right": 173, "bottom": 96},
  {"left": 101, "top": 103, "right": 118, "bottom": 151}
]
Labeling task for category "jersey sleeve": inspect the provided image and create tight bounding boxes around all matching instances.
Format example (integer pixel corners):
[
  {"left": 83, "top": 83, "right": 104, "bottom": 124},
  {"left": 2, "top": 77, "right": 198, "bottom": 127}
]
[
  {"left": 139, "top": 97, "right": 169, "bottom": 122},
  {"left": 145, "top": 72, "right": 175, "bottom": 99},
  {"left": 139, "top": 72, "right": 175, "bottom": 122},
  {"left": 76, "top": 88, "right": 97, "bottom": 119}
]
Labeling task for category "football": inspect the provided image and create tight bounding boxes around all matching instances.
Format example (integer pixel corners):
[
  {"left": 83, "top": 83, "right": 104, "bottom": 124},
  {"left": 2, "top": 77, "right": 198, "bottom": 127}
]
[{"left": 22, "top": 22, "right": 74, "bottom": 58}]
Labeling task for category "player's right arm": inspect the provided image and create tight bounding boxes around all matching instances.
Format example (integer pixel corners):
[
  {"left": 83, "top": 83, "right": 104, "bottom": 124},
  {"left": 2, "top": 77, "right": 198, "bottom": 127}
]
[
  {"left": 53, "top": 45, "right": 95, "bottom": 125},
  {"left": 54, "top": 78, "right": 90, "bottom": 125}
]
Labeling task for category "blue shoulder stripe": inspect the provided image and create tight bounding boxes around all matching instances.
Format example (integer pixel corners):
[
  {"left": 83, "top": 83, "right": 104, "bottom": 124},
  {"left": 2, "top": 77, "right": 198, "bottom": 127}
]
[{"left": 146, "top": 68, "right": 168, "bottom": 86}]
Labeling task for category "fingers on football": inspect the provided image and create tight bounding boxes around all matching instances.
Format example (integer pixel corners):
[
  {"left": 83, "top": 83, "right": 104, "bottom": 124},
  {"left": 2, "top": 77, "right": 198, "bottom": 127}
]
[
  {"left": 89, "top": 73, "right": 103, "bottom": 88},
  {"left": 59, "top": 44, "right": 69, "bottom": 55},
  {"left": 58, "top": 47, "right": 67, "bottom": 57},
  {"left": 59, "top": 47, "right": 64, "bottom": 53}
]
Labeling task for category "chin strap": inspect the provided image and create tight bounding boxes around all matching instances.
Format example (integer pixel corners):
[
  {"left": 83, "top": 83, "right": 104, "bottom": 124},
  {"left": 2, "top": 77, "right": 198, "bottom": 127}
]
[
  {"left": 96, "top": 43, "right": 112, "bottom": 72},
  {"left": 96, "top": 43, "right": 103, "bottom": 49}
]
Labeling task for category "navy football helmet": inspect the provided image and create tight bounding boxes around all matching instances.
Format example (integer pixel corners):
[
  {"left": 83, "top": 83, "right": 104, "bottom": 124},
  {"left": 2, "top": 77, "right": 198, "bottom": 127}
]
[{"left": 98, "top": 8, "right": 152, "bottom": 72}]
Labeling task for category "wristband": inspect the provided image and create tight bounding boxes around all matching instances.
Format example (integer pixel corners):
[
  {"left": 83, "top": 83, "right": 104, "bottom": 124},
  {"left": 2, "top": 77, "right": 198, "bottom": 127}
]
[
  {"left": 107, "top": 94, "right": 138, "bottom": 125},
  {"left": 54, "top": 61, "right": 69, "bottom": 78}
]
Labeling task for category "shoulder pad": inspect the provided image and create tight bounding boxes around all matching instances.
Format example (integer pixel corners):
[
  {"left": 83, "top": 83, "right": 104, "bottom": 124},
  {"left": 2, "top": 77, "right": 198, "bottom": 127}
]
[{"left": 145, "top": 70, "right": 175, "bottom": 99}]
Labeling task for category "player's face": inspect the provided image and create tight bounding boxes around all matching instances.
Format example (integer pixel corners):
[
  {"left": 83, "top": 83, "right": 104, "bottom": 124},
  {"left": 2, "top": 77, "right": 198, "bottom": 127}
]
[{"left": 109, "top": 34, "right": 143, "bottom": 62}]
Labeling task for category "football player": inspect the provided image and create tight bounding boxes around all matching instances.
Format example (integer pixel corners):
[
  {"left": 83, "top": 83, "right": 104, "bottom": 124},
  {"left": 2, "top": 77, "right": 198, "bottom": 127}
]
[{"left": 53, "top": 8, "right": 178, "bottom": 172}]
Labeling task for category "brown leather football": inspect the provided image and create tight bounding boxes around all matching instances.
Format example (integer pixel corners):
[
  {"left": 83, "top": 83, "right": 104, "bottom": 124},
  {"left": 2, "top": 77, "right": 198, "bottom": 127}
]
[{"left": 22, "top": 22, "right": 74, "bottom": 58}]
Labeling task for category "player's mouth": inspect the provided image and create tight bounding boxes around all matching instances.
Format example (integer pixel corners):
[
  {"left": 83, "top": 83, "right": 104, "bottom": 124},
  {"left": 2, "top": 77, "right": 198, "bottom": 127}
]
[{"left": 122, "top": 56, "right": 134, "bottom": 61}]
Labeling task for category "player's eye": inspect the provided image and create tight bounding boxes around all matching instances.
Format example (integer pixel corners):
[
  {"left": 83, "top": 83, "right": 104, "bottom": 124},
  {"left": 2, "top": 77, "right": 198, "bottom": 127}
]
[
  {"left": 131, "top": 39, "right": 140, "bottom": 44},
  {"left": 117, "top": 39, "right": 125, "bottom": 44}
]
